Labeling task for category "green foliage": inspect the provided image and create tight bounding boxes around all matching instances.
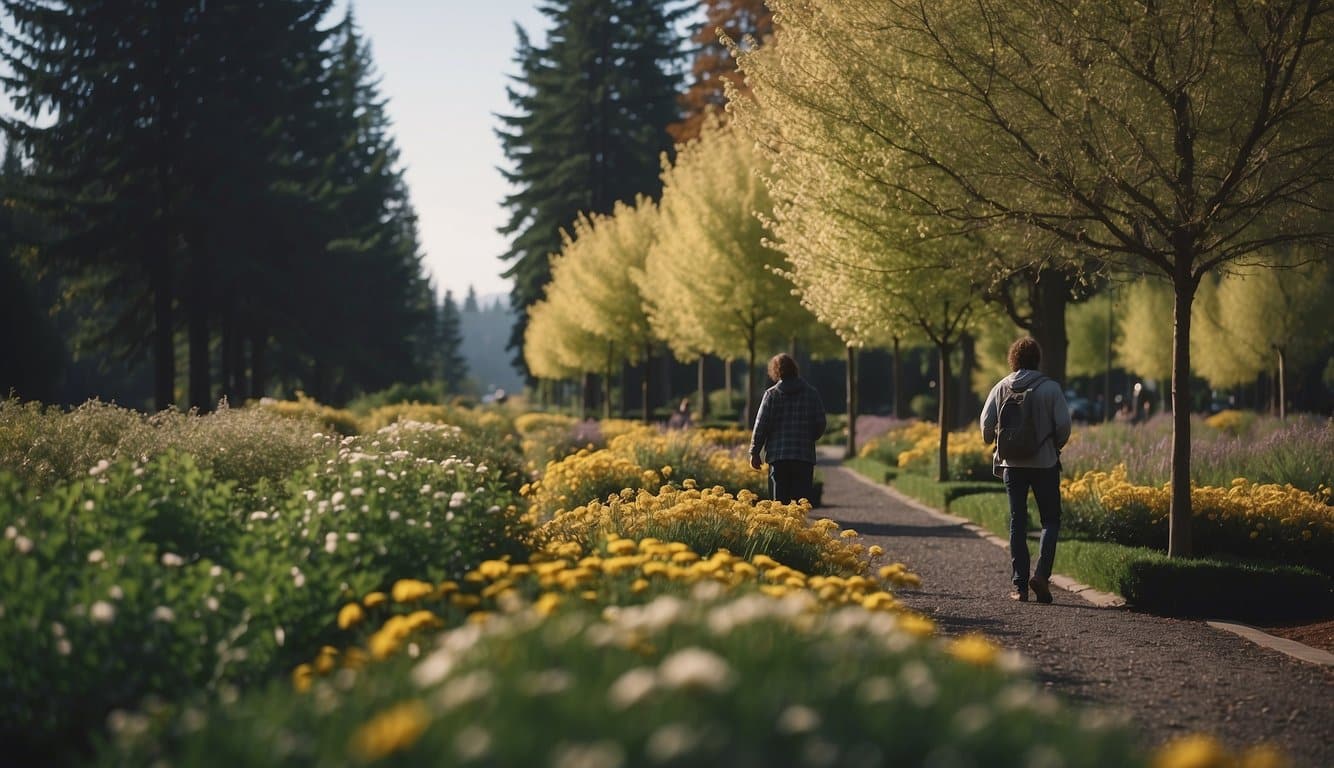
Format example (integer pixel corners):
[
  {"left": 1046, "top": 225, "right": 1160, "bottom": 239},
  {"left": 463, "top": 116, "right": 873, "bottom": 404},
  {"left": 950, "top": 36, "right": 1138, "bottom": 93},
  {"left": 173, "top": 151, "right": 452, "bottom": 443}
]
[
  {"left": 103, "top": 596, "right": 1143, "bottom": 768},
  {"left": 498, "top": 0, "right": 686, "bottom": 373},
  {"left": 0, "top": 398, "right": 335, "bottom": 494},
  {"left": 909, "top": 394, "right": 938, "bottom": 421},
  {"left": 344, "top": 382, "right": 450, "bottom": 415}
]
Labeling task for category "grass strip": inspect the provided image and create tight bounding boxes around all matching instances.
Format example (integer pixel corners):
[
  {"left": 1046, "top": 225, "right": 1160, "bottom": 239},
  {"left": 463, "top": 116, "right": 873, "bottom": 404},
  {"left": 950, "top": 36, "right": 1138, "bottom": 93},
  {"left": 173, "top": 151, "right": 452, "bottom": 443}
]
[{"left": 846, "top": 462, "right": 1334, "bottom": 622}]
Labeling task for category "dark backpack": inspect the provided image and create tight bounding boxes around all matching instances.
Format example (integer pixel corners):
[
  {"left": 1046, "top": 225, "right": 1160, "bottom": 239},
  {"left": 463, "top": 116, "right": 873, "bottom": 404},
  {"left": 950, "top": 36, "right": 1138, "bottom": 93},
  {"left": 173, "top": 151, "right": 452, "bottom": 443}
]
[{"left": 995, "top": 376, "right": 1051, "bottom": 461}]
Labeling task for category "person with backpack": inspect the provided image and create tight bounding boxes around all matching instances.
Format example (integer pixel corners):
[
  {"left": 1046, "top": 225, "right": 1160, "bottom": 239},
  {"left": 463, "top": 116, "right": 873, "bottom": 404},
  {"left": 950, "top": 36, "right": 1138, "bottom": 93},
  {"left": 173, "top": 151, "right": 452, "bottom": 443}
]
[
  {"left": 980, "top": 337, "right": 1072, "bottom": 603},
  {"left": 749, "top": 353, "right": 827, "bottom": 504}
]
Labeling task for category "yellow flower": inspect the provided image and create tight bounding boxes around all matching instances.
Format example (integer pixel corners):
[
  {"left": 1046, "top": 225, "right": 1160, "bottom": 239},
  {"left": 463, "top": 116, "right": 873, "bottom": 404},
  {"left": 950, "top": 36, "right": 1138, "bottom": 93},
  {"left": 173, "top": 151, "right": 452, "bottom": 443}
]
[
  {"left": 363, "top": 591, "right": 388, "bottom": 608},
  {"left": 868, "top": 545, "right": 884, "bottom": 558},
  {"left": 350, "top": 700, "right": 431, "bottom": 761},
  {"left": 898, "top": 614, "right": 936, "bottom": 638},
  {"left": 291, "top": 663, "right": 313, "bottom": 692},
  {"left": 1151, "top": 734, "right": 1231, "bottom": 768},
  {"left": 840, "top": 529, "right": 859, "bottom": 539},
  {"left": 947, "top": 634, "right": 999, "bottom": 667},
  {"left": 476, "top": 560, "right": 510, "bottom": 579},
  {"left": 391, "top": 579, "right": 435, "bottom": 603},
  {"left": 631, "top": 578, "right": 650, "bottom": 594},
  {"left": 314, "top": 645, "right": 339, "bottom": 675},
  {"left": 337, "top": 602, "right": 365, "bottom": 630},
  {"left": 534, "top": 592, "right": 563, "bottom": 616}
]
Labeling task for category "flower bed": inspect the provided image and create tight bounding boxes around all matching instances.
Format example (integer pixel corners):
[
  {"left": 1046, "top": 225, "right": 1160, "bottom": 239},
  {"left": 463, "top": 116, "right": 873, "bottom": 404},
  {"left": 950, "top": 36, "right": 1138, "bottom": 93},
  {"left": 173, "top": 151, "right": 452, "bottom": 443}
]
[{"left": 1062, "top": 465, "right": 1333, "bottom": 571}]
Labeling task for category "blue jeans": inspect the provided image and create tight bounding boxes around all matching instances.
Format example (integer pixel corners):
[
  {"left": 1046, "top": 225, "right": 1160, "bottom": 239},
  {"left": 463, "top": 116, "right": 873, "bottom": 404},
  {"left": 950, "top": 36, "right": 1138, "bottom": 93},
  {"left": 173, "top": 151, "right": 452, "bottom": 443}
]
[
  {"left": 770, "top": 460, "right": 814, "bottom": 504},
  {"left": 1003, "top": 465, "right": 1062, "bottom": 590}
]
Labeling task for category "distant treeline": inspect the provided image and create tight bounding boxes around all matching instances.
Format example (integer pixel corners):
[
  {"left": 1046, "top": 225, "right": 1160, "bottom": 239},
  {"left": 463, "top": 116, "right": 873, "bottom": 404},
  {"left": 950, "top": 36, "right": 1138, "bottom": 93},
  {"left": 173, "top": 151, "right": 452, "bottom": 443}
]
[{"left": 0, "top": 3, "right": 460, "bottom": 410}]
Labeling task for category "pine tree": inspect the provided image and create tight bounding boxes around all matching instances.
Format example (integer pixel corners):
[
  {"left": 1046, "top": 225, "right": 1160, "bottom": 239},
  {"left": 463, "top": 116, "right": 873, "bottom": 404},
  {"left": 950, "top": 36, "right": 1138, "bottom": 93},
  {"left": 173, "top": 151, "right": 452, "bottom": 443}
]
[
  {"left": 497, "top": 0, "right": 686, "bottom": 376},
  {"left": 667, "top": 0, "right": 772, "bottom": 143},
  {"left": 463, "top": 285, "right": 480, "bottom": 313},
  {"left": 439, "top": 290, "right": 469, "bottom": 394}
]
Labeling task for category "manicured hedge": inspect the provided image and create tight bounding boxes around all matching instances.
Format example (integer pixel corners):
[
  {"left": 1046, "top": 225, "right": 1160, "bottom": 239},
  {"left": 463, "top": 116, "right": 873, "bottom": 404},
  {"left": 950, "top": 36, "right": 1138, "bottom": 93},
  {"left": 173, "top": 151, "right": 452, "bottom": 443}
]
[{"left": 891, "top": 474, "right": 1002, "bottom": 510}]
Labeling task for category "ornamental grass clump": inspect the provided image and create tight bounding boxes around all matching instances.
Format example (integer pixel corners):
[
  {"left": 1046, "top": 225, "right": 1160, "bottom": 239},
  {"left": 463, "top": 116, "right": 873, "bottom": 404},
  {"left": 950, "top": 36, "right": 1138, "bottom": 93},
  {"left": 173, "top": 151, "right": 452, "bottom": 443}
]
[
  {"left": 532, "top": 484, "right": 872, "bottom": 577},
  {"left": 255, "top": 393, "right": 362, "bottom": 436},
  {"left": 1062, "top": 465, "right": 1333, "bottom": 571},
  {"left": 0, "top": 397, "right": 336, "bottom": 493},
  {"left": 105, "top": 589, "right": 1153, "bottom": 768}
]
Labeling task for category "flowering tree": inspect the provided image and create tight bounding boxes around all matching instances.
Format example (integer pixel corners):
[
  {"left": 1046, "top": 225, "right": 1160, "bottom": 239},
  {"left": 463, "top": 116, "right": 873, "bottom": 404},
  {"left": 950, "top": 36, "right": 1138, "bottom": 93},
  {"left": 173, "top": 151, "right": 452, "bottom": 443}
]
[
  {"left": 1193, "top": 252, "right": 1333, "bottom": 417},
  {"left": 643, "top": 117, "right": 834, "bottom": 426},
  {"left": 731, "top": 0, "right": 1334, "bottom": 555},
  {"left": 552, "top": 197, "right": 661, "bottom": 421}
]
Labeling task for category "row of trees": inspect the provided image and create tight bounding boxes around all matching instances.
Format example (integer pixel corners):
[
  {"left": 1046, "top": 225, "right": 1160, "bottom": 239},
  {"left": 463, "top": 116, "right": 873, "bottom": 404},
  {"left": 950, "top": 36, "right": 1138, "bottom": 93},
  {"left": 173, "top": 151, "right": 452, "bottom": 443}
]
[
  {"left": 1, "top": 2, "right": 446, "bottom": 410},
  {"left": 516, "top": 0, "right": 1332, "bottom": 560}
]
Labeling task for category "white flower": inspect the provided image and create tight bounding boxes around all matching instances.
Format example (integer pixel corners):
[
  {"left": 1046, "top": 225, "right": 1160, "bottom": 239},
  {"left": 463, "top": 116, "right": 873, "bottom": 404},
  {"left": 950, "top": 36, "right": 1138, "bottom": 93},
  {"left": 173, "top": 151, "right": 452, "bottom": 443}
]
[
  {"left": 606, "top": 667, "right": 657, "bottom": 710},
  {"left": 303, "top": 490, "right": 317, "bottom": 502},
  {"left": 291, "top": 568, "right": 306, "bottom": 589},
  {"left": 248, "top": 511, "right": 269, "bottom": 521},
  {"left": 161, "top": 552, "right": 184, "bottom": 567},
  {"left": 56, "top": 638, "right": 72, "bottom": 656},
  {"left": 476, "top": 465, "right": 488, "bottom": 474},
  {"left": 449, "top": 491, "right": 467, "bottom": 509},
  {"left": 657, "top": 648, "right": 734, "bottom": 693},
  {"left": 87, "top": 549, "right": 105, "bottom": 564},
  {"left": 776, "top": 705, "right": 821, "bottom": 734},
  {"left": 89, "top": 459, "right": 110, "bottom": 476},
  {"left": 51, "top": 621, "right": 66, "bottom": 637},
  {"left": 436, "top": 670, "right": 493, "bottom": 711},
  {"left": 14, "top": 536, "right": 33, "bottom": 554},
  {"left": 152, "top": 606, "right": 176, "bottom": 623},
  {"left": 83, "top": 500, "right": 95, "bottom": 512},
  {"left": 274, "top": 626, "right": 285, "bottom": 646},
  {"left": 206, "top": 596, "right": 219, "bottom": 612},
  {"left": 550, "top": 741, "right": 624, "bottom": 768},
  {"left": 645, "top": 723, "right": 699, "bottom": 763},
  {"left": 345, "top": 532, "right": 361, "bottom": 543},
  {"left": 350, "top": 487, "right": 365, "bottom": 497},
  {"left": 419, "top": 484, "right": 432, "bottom": 494},
  {"left": 454, "top": 725, "right": 492, "bottom": 761},
  {"left": 412, "top": 650, "right": 455, "bottom": 688},
  {"left": 4, "top": 526, "right": 15, "bottom": 540},
  {"left": 209, "top": 565, "right": 222, "bottom": 578},
  {"left": 90, "top": 600, "right": 116, "bottom": 624},
  {"left": 331, "top": 491, "right": 346, "bottom": 506},
  {"left": 108, "top": 585, "right": 124, "bottom": 600}
]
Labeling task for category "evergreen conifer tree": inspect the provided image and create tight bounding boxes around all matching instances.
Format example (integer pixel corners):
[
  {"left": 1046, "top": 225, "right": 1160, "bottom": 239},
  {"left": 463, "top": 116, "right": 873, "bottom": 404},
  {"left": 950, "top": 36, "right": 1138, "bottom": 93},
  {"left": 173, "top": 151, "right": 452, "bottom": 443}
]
[
  {"left": 497, "top": 0, "right": 686, "bottom": 376},
  {"left": 439, "top": 290, "right": 469, "bottom": 394}
]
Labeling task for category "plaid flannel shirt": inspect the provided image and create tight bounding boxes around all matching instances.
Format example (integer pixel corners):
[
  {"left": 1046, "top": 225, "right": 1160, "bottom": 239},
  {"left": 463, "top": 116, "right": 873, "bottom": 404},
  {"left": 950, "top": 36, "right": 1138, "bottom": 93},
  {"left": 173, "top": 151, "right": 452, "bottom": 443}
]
[{"left": 749, "top": 377, "right": 827, "bottom": 464}]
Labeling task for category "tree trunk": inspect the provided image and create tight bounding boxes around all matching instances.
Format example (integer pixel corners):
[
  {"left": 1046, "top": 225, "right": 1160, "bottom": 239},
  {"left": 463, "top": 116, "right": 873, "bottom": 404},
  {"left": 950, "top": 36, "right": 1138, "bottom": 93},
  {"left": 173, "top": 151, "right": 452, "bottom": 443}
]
[
  {"left": 958, "top": 334, "right": 976, "bottom": 430},
  {"left": 1275, "top": 346, "right": 1287, "bottom": 420},
  {"left": 620, "top": 361, "right": 628, "bottom": 418},
  {"left": 151, "top": 259, "right": 174, "bottom": 411},
  {"left": 1104, "top": 291, "right": 1114, "bottom": 422},
  {"left": 845, "top": 344, "right": 857, "bottom": 459},
  {"left": 604, "top": 343, "right": 614, "bottom": 421},
  {"left": 188, "top": 268, "right": 210, "bottom": 412},
  {"left": 250, "top": 325, "right": 267, "bottom": 399},
  {"left": 1168, "top": 275, "right": 1198, "bottom": 558},
  {"left": 891, "top": 336, "right": 903, "bottom": 419},
  {"left": 1030, "top": 269, "right": 1071, "bottom": 385},
  {"left": 725, "top": 357, "right": 734, "bottom": 418},
  {"left": 220, "top": 304, "right": 235, "bottom": 405},
  {"left": 745, "top": 336, "right": 758, "bottom": 428},
  {"left": 697, "top": 356, "right": 708, "bottom": 420},
  {"left": 641, "top": 342, "right": 651, "bottom": 424},
  {"left": 936, "top": 342, "right": 953, "bottom": 483}
]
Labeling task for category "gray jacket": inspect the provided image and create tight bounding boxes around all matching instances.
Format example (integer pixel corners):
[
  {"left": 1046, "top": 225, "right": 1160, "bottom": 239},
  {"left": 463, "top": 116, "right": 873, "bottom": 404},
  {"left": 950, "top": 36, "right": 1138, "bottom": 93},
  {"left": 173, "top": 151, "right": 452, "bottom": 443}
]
[{"left": 980, "top": 369, "right": 1071, "bottom": 469}]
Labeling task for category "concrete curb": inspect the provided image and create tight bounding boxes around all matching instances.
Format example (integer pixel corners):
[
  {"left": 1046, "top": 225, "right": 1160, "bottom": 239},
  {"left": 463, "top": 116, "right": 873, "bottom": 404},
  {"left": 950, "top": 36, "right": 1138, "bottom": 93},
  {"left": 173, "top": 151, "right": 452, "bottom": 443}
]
[
  {"left": 1206, "top": 621, "right": 1334, "bottom": 668},
  {"left": 836, "top": 464, "right": 1334, "bottom": 665}
]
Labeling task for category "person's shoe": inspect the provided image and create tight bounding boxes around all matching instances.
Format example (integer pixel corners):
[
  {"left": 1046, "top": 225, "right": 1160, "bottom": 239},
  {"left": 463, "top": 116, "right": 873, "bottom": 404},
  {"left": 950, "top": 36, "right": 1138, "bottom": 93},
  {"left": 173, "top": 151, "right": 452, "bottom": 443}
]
[
  {"left": 1029, "top": 576, "right": 1053, "bottom": 604},
  {"left": 1009, "top": 590, "right": 1029, "bottom": 602}
]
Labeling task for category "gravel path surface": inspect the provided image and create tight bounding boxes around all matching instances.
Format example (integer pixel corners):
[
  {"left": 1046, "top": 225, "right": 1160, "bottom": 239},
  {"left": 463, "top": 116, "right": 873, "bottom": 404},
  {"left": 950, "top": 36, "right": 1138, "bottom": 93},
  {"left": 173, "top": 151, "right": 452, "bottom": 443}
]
[{"left": 817, "top": 457, "right": 1334, "bottom": 767}]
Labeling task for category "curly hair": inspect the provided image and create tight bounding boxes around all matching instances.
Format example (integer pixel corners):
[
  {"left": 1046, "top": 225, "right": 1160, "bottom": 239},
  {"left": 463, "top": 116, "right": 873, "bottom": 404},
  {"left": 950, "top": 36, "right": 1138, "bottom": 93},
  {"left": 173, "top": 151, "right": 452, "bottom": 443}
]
[
  {"left": 767, "top": 353, "right": 799, "bottom": 382},
  {"left": 1007, "top": 337, "right": 1042, "bottom": 372}
]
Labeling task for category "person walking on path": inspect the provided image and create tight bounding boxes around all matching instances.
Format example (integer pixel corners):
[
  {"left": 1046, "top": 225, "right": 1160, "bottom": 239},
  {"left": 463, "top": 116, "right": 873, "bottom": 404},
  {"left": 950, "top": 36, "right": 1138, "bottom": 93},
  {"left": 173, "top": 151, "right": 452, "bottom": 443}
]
[
  {"left": 749, "top": 353, "right": 826, "bottom": 504},
  {"left": 980, "top": 336, "right": 1071, "bottom": 603}
]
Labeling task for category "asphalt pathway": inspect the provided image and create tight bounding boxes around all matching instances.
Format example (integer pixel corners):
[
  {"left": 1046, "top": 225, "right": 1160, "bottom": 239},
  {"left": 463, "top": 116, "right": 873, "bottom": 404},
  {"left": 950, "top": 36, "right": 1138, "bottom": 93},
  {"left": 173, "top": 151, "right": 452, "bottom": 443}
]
[{"left": 816, "top": 456, "right": 1334, "bottom": 767}]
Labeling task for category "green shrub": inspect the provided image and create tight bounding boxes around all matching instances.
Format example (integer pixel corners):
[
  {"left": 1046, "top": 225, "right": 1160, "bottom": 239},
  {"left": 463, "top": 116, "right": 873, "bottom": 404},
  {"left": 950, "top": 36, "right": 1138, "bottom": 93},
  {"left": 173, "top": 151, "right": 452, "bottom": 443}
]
[
  {"left": 0, "top": 398, "right": 337, "bottom": 494},
  {"left": 1116, "top": 556, "right": 1334, "bottom": 621},
  {"left": 707, "top": 387, "right": 744, "bottom": 420},
  {"left": 0, "top": 455, "right": 244, "bottom": 762},
  {"left": 891, "top": 475, "right": 1003, "bottom": 510},
  {"left": 909, "top": 394, "right": 937, "bottom": 421},
  {"left": 344, "top": 381, "right": 450, "bottom": 415},
  {"left": 104, "top": 594, "right": 1144, "bottom": 768}
]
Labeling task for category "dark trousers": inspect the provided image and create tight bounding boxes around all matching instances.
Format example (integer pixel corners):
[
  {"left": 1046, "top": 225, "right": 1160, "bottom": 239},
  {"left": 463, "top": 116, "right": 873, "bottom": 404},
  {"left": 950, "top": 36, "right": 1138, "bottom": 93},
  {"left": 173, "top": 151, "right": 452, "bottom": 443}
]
[
  {"left": 1002, "top": 465, "right": 1062, "bottom": 589},
  {"left": 769, "top": 460, "right": 815, "bottom": 505}
]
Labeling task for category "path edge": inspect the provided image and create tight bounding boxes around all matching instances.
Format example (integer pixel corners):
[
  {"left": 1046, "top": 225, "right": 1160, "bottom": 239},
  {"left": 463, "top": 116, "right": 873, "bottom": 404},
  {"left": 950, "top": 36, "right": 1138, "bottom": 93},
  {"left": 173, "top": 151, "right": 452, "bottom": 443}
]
[{"left": 834, "top": 464, "right": 1334, "bottom": 667}]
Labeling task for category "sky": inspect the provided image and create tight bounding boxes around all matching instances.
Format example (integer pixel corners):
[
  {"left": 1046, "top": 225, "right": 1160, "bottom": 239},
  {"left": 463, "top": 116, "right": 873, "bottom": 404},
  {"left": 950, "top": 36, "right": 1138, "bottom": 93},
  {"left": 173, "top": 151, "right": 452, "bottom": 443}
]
[{"left": 347, "top": 1, "right": 551, "bottom": 303}]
